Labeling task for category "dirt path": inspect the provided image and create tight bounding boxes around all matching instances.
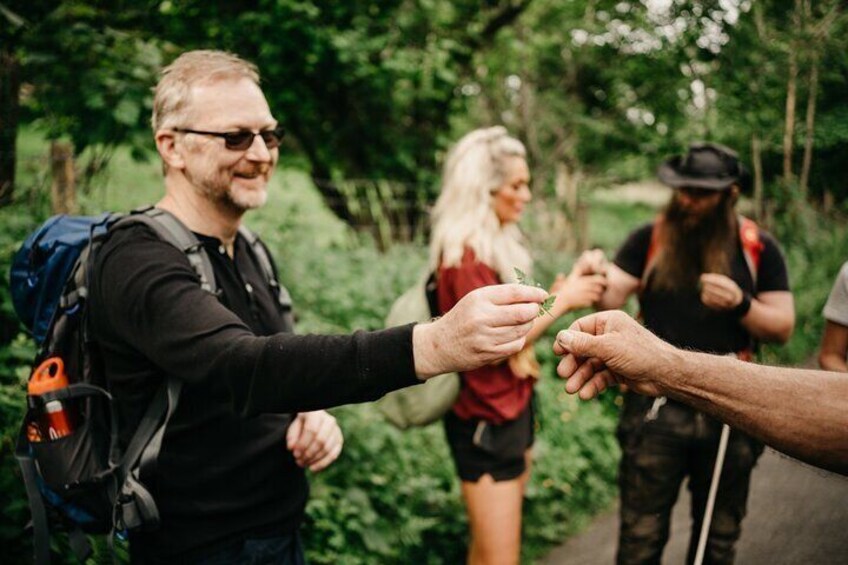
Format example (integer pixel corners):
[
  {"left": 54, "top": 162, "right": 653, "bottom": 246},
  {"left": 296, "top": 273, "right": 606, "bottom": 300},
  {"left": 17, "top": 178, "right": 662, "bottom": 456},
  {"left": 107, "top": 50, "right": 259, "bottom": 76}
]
[{"left": 540, "top": 448, "right": 848, "bottom": 564}]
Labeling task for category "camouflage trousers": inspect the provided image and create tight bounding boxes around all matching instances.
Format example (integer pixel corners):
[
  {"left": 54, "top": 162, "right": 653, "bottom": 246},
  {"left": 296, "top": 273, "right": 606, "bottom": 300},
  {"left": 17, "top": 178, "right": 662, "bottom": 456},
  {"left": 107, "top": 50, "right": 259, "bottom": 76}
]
[{"left": 616, "top": 394, "right": 764, "bottom": 565}]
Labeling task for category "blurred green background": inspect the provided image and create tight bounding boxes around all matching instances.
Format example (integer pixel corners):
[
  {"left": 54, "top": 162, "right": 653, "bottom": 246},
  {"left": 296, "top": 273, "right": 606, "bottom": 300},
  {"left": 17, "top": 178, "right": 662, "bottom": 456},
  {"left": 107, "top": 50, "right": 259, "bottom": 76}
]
[{"left": 1, "top": 1, "right": 847, "bottom": 563}]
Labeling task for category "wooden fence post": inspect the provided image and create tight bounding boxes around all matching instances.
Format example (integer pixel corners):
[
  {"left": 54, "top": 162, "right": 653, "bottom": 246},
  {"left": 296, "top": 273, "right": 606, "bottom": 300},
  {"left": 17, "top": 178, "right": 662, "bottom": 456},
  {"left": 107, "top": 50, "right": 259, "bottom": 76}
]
[{"left": 50, "top": 141, "right": 77, "bottom": 214}]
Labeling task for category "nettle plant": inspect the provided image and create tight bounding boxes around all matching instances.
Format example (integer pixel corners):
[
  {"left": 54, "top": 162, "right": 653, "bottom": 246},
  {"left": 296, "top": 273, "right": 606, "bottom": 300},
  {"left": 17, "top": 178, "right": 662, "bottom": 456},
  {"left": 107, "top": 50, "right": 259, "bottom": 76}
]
[{"left": 514, "top": 268, "right": 556, "bottom": 318}]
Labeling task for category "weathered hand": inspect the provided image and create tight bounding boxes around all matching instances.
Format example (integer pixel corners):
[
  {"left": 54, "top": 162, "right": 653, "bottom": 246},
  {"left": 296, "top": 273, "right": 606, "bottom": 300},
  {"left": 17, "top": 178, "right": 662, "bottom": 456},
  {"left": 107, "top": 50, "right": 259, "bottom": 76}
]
[
  {"left": 554, "top": 311, "right": 677, "bottom": 400},
  {"left": 286, "top": 410, "right": 344, "bottom": 472},
  {"left": 413, "top": 283, "right": 548, "bottom": 378},
  {"left": 699, "top": 273, "right": 744, "bottom": 311}
]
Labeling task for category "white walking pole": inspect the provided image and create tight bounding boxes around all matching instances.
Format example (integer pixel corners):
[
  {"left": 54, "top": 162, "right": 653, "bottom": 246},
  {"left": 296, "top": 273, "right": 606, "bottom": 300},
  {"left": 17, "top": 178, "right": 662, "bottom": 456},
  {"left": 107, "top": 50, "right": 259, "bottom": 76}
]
[{"left": 694, "top": 423, "right": 731, "bottom": 565}]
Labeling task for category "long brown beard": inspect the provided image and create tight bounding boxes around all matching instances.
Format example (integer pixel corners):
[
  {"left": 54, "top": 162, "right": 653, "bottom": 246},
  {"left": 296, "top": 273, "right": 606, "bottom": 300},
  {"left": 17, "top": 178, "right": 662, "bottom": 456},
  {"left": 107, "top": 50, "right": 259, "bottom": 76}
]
[{"left": 649, "top": 193, "right": 737, "bottom": 293}]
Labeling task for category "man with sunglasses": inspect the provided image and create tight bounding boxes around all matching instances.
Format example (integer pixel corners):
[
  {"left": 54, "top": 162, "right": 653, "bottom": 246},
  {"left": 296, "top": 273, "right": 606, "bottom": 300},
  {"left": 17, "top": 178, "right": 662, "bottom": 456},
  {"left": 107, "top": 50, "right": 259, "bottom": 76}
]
[
  {"left": 573, "top": 143, "right": 795, "bottom": 564},
  {"left": 87, "top": 50, "right": 548, "bottom": 564}
]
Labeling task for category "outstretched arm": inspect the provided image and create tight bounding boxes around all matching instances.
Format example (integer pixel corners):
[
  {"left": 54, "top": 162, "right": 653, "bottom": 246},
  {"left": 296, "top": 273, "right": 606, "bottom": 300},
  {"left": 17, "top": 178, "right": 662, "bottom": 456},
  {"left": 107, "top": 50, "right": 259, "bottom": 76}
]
[
  {"left": 554, "top": 311, "right": 848, "bottom": 475},
  {"left": 97, "top": 229, "right": 547, "bottom": 415}
]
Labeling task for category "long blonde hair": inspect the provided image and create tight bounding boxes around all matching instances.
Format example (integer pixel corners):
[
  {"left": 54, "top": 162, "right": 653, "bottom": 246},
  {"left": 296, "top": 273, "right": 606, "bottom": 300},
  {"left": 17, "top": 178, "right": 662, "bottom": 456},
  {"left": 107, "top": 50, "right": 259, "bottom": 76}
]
[{"left": 429, "top": 126, "right": 532, "bottom": 282}]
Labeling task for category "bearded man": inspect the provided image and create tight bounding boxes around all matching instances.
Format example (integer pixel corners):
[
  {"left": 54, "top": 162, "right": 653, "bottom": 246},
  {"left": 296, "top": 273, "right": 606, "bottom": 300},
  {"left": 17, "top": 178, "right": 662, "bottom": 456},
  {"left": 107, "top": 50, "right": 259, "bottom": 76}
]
[{"left": 575, "top": 143, "right": 795, "bottom": 565}]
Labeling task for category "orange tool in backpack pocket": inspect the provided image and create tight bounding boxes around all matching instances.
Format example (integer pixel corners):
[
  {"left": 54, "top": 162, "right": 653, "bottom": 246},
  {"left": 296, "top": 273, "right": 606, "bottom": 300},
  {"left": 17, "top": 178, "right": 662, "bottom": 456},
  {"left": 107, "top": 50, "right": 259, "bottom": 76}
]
[{"left": 28, "top": 357, "right": 76, "bottom": 440}]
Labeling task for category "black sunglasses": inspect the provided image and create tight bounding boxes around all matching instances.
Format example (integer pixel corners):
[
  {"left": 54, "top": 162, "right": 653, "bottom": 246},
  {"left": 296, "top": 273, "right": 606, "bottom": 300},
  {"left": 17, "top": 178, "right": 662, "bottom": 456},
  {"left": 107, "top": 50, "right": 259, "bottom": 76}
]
[{"left": 173, "top": 125, "right": 286, "bottom": 151}]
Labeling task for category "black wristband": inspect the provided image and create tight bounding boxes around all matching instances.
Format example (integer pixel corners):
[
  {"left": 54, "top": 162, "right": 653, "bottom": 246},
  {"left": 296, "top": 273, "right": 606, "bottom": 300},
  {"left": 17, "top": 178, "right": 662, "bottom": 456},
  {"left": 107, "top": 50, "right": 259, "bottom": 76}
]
[{"left": 732, "top": 292, "right": 752, "bottom": 318}]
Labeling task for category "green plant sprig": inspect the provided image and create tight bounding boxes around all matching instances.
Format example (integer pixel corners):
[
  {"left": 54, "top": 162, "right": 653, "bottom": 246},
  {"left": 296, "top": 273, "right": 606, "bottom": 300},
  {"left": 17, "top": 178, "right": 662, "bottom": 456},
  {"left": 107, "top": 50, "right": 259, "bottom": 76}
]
[{"left": 514, "top": 268, "right": 556, "bottom": 319}]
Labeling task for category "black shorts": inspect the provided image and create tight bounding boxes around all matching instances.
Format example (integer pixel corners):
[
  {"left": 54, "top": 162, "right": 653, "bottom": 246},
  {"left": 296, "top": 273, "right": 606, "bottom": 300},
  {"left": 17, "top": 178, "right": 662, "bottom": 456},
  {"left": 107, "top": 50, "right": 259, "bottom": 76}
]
[{"left": 443, "top": 401, "right": 535, "bottom": 483}]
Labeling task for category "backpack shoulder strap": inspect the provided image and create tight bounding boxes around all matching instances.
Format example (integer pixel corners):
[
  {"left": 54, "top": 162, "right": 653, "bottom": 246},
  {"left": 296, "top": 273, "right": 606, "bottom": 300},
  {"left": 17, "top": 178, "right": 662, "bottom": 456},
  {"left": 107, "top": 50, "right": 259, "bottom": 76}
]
[
  {"left": 103, "top": 208, "right": 213, "bottom": 531},
  {"left": 14, "top": 425, "right": 51, "bottom": 565},
  {"left": 115, "top": 208, "right": 218, "bottom": 295},
  {"left": 238, "top": 225, "right": 294, "bottom": 317},
  {"left": 737, "top": 215, "right": 764, "bottom": 289},
  {"left": 114, "top": 378, "right": 183, "bottom": 532}
]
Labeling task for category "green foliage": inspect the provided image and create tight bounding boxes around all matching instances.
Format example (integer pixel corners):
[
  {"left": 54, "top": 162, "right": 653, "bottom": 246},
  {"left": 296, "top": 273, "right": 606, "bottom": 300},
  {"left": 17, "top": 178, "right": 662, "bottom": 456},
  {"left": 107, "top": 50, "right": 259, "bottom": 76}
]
[
  {"left": 0, "top": 204, "right": 41, "bottom": 562},
  {"left": 298, "top": 338, "right": 620, "bottom": 564},
  {"left": 5, "top": 1, "right": 848, "bottom": 220},
  {"left": 759, "top": 194, "right": 848, "bottom": 367},
  {"left": 301, "top": 406, "right": 467, "bottom": 564},
  {"left": 5, "top": 1, "right": 162, "bottom": 177}
]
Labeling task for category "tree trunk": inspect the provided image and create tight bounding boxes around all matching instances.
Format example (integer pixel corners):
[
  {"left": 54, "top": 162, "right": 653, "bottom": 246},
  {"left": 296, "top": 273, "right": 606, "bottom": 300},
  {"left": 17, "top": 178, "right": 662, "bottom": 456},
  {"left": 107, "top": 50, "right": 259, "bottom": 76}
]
[
  {"left": 823, "top": 190, "right": 834, "bottom": 213},
  {"left": 519, "top": 79, "right": 543, "bottom": 190},
  {"left": 0, "top": 50, "right": 21, "bottom": 205},
  {"left": 799, "top": 58, "right": 819, "bottom": 197},
  {"left": 752, "top": 134, "right": 764, "bottom": 222},
  {"left": 782, "top": 48, "right": 798, "bottom": 182},
  {"left": 50, "top": 141, "right": 77, "bottom": 214},
  {"left": 783, "top": 0, "right": 803, "bottom": 182},
  {"left": 554, "top": 162, "right": 580, "bottom": 253},
  {"left": 576, "top": 202, "right": 590, "bottom": 254}
]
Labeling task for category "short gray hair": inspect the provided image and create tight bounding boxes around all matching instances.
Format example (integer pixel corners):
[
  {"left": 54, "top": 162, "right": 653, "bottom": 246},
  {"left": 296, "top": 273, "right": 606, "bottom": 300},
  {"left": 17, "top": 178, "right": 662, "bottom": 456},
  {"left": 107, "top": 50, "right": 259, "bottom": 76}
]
[{"left": 151, "top": 50, "right": 260, "bottom": 132}]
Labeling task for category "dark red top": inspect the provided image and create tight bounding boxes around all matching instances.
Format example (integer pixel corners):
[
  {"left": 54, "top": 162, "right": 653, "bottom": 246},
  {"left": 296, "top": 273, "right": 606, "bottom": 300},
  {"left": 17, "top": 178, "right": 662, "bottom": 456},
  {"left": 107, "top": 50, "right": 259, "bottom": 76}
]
[{"left": 437, "top": 248, "right": 534, "bottom": 424}]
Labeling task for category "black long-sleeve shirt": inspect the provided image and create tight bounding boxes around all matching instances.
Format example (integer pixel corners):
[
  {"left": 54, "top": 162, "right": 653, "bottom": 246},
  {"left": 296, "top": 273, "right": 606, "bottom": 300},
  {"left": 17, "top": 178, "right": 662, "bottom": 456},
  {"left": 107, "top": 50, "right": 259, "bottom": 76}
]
[{"left": 89, "top": 223, "right": 418, "bottom": 561}]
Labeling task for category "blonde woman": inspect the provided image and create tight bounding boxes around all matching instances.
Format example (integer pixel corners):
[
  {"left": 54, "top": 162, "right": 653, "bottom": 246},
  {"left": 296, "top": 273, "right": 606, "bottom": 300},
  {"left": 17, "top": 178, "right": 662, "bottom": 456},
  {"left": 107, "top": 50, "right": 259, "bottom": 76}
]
[{"left": 430, "top": 126, "right": 606, "bottom": 564}]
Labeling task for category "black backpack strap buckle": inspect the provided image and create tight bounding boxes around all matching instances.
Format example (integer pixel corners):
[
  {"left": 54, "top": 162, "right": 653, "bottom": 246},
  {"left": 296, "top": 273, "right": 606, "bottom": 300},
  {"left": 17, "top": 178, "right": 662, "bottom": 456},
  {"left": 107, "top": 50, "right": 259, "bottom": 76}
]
[{"left": 114, "top": 473, "right": 160, "bottom": 532}]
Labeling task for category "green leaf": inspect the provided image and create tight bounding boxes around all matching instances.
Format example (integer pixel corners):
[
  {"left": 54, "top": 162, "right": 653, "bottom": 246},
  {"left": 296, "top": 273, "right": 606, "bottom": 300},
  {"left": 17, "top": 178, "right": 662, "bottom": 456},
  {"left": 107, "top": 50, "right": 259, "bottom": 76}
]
[
  {"left": 540, "top": 294, "right": 557, "bottom": 319},
  {"left": 514, "top": 267, "right": 528, "bottom": 284},
  {"left": 514, "top": 267, "right": 553, "bottom": 318}
]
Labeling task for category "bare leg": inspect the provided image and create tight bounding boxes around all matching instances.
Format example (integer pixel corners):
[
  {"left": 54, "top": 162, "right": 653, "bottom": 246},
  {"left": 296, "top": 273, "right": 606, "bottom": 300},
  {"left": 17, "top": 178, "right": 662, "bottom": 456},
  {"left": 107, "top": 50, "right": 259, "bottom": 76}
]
[{"left": 462, "top": 455, "right": 530, "bottom": 565}]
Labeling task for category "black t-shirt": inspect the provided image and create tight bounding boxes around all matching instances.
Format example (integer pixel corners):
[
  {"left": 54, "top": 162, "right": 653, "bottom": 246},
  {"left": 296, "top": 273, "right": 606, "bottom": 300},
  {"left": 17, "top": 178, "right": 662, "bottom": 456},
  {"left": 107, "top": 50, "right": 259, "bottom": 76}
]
[
  {"left": 89, "top": 223, "right": 419, "bottom": 561},
  {"left": 614, "top": 222, "right": 790, "bottom": 354}
]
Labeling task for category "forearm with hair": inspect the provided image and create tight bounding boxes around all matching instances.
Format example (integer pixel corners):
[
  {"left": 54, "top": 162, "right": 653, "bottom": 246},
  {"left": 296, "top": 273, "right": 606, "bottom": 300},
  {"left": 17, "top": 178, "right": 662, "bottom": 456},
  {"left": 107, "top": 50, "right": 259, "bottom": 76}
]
[{"left": 661, "top": 352, "right": 848, "bottom": 475}]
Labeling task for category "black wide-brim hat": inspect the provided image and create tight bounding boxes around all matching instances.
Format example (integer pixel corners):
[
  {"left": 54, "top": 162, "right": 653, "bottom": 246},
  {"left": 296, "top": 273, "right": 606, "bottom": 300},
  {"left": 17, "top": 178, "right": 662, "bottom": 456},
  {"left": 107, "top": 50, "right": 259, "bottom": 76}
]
[{"left": 657, "top": 142, "right": 750, "bottom": 191}]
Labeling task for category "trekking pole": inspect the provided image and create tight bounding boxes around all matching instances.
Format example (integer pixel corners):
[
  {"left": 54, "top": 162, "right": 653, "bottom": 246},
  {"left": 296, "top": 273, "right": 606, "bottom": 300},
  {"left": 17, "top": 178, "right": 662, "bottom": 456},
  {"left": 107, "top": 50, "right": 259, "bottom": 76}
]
[{"left": 694, "top": 422, "right": 730, "bottom": 565}]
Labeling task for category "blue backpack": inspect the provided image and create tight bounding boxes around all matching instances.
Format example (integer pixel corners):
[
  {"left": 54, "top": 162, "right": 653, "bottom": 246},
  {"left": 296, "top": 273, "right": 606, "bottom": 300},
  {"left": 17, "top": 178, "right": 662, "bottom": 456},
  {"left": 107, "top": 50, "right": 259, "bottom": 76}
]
[{"left": 10, "top": 207, "right": 291, "bottom": 564}]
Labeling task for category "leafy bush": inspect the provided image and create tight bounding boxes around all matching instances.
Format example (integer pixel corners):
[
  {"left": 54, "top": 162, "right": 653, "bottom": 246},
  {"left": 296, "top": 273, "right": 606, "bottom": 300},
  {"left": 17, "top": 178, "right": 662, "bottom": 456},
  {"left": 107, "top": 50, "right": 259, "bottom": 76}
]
[
  {"left": 241, "top": 203, "right": 623, "bottom": 563},
  {"left": 0, "top": 206, "right": 42, "bottom": 563},
  {"left": 760, "top": 197, "right": 848, "bottom": 366},
  {"left": 2, "top": 162, "right": 845, "bottom": 563}
]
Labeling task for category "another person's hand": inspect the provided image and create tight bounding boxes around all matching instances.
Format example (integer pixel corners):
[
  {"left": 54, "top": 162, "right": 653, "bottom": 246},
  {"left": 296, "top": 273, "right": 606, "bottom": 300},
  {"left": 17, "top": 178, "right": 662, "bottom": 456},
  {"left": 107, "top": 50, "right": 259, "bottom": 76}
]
[
  {"left": 552, "top": 271, "right": 607, "bottom": 313},
  {"left": 413, "top": 283, "right": 548, "bottom": 378},
  {"left": 699, "top": 273, "right": 744, "bottom": 311},
  {"left": 572, "top": 249, "right": 608, "bottom": 277},
  {"left": 554, "top": 310, "right": 678, "bottom": 399},
  {"left": 286, "top": 410, "right": 344, "bottom": 472}
]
